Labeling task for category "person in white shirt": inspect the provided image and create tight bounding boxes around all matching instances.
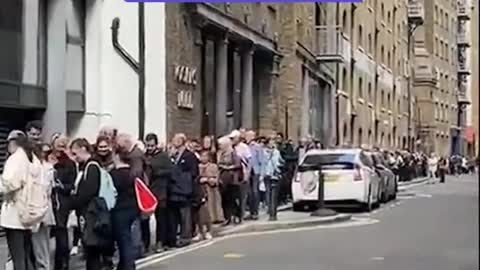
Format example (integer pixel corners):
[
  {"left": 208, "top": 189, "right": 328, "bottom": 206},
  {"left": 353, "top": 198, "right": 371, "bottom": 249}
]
[
  {"left": 228, "top": 130, "right": 252, "bottom": 222},
  {"left": 428, "top": 153, "right": 439, "bottom": 184}
]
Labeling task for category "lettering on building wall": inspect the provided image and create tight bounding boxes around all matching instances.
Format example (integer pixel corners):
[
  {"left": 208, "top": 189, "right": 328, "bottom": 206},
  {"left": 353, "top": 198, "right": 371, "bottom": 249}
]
[
  {"left": 177, "top": 90, "right": 193, "bottom": 109},
  {"left": 174, "top": 65, "right": 197, "bottom": 86},
  {"left": 174, "top": 65, "right": 197, "bottom": 110}
]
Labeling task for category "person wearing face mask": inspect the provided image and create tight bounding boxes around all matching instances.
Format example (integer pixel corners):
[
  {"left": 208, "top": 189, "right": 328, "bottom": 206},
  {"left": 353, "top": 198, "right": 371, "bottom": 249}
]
[{"left": 94, "top": 136, "right": 115, "bottom": 172}]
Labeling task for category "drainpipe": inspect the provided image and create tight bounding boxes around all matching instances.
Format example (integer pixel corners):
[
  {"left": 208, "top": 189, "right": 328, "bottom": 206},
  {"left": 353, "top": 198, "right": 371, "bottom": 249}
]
[
  {"left": 111, "top": 3, "right": 146, "bottom": 140},
  {"left": 335, "top": 2, "right": 340, "bottom": 146}
]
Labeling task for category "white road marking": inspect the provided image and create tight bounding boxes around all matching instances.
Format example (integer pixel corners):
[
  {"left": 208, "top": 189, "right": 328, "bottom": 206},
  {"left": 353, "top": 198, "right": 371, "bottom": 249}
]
[
  {"left": 136, "top": 217, "right": 379, "bottom": 269},
  {"left": 369, "top": 256, "right": 385, "bottom": 261},
  {"left": 416, "top": 193, "right": 432, "bottom": 198}
]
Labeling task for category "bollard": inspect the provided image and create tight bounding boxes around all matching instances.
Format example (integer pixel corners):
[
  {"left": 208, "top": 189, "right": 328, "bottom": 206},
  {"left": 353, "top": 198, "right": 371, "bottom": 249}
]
[{"left": 311, "top": 165, "right": 337, "bottom": 217}]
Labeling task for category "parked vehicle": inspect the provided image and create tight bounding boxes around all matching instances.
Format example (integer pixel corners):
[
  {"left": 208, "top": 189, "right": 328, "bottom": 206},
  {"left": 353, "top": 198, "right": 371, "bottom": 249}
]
[
  {"left": 367, "top": 151, "right": 397, "bottom": 202},
  {"left": 292, "top": 149, "right": 382, "bottom": 212}
]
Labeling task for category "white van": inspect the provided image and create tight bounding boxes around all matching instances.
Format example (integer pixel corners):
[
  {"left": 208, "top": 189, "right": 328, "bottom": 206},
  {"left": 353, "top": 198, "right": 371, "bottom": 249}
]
[{"left": 291, "top": 148, "right": 382, "bottom": 211}]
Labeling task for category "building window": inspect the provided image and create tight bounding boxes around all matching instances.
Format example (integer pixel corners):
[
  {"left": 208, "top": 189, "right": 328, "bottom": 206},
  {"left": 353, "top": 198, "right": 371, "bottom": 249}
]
[
  {"left": 358, "top": 77, "right": 363, "bottom": 99},
  {"left": 440, "top": 9, "right": 443, "bottom": 27},
  {"left": 381, "top": 3, "right": 385, "bottom": 20},
  {"left": 387, "top": 51, "right": 391, "bottom": 68},
  {"left": 368, "top": 33, "right": 372, "bottom": 54},
  {"left": 0, "top": 0, "right": 46, "bottom": 86},
  {"left": 446, "top": 14, "right": 449, "bottom": 30},
  {"left": 387, "top": 93, "right": 391, "bottom": 108},
  {"left": 368, "top": 82, "right": 372, "bottom": 102},
  {"left": 358, "top": 25, "right": 363, "bottom": 47},
  {"left": 435, "top": 37, "right": 439, "bottom": 56},
  {"left": 342, "top": 10, "right": 348, "bottom": 35},
  {"left": 342, "top": 68, "right": 348, "bottom": 92},
  {"left": 381, "top": 90, "right": 385, "bottom": 106},
  {"left": 387, "top": 11, "right": 391, "bottom": 25},
  {"left": 381, "top": 45, "right": 385, "bottom": 64},
  {"left": 66, "top": 0, "right": 85, "bottom": 96},
  {"left": 440, "top": 40, "right": 444, "bottom": 58}
]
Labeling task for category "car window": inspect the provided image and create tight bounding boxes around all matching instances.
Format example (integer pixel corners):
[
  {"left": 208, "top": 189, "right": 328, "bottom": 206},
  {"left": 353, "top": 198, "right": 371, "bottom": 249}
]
[{"left": 302, "top": 153, "right": 357, "bottom": 166}]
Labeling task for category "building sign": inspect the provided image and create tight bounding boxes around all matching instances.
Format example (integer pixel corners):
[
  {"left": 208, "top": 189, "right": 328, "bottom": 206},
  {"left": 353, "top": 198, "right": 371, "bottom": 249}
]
[
  {"left": 177, "top": 90, "right": 193, "bottom": 109},
  {"left": 174, "top": 65, "right": 196, "bottom": 109},
  {"left": 174, "top": 65, "right": 197, "bottom": 86}
]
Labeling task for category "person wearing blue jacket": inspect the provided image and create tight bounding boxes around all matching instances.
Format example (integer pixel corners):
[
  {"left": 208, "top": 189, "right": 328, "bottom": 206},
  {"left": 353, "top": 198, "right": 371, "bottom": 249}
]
[{"left": 261, "top": 137, "right": 284, "bottom": 221}]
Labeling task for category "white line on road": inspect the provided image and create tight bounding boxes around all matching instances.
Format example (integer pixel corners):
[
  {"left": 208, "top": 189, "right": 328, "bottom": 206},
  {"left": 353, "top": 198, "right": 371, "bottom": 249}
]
[
  {"left": 369, "top": 256, "right": 385, "bottom": 261},
  {"left": 136, "top": 217, "right": 380, "bottom": 269}
]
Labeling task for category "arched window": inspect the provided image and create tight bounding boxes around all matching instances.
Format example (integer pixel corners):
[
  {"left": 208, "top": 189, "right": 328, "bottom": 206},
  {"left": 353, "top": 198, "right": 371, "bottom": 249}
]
[
  {"left": 342, "top": 10, "right": 348, "bottom": 34},
  {"left": 387, "top": 51, "right": 391, "bottom": 68},
  {"left": 342, "top": 68, "right": 348, "bottom": 91},
  {"left": 368, "top": 33, "right": 372, "bottom": 53}
]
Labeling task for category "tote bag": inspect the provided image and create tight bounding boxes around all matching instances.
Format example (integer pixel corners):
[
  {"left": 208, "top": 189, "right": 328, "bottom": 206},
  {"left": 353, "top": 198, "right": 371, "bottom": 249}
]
[{"left": 135, "top": 178, "right": 158, "bottom": 216}]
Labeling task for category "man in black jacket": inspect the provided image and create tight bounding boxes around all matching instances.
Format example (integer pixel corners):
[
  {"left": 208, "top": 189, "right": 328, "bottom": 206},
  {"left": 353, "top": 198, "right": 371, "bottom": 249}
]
[
  {"left": 145, "top": 133, "right": 174, "bottom": 252},
  {"left": 168, "top": 133, "right": 199, "bottom": 247}
]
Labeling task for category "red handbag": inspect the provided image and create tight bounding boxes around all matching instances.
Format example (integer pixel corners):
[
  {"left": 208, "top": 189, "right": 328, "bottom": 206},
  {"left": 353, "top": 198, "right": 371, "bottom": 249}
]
[{"left": 134, "top": 178, "right": 158, "bottom": 216}]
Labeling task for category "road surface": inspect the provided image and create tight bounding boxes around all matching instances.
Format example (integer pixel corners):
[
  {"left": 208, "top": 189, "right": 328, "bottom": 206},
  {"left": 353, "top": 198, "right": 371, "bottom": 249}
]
[{"left": 141, "top": 174, "right": 479, "bottom": 270}]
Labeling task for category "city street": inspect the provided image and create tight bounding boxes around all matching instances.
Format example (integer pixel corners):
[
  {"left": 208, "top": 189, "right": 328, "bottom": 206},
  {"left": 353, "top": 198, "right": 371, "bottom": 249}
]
[
  {"left": 0, "top": 174, "right": 478, "bottom": 270},
  {"left": 139, "top": 174, "right": 479, "bottom": 270}
]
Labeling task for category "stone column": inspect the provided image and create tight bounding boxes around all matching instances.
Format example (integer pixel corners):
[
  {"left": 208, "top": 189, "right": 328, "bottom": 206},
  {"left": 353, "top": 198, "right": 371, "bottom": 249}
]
[
  {"left": 43, "top": 0, "right": 67, "bottom": 138},
  {"left": 241, "top": 45, "right": 254, "bottom": 129},
  {"left": 215, "top": 34, "right": 228, "bottom": 136}
]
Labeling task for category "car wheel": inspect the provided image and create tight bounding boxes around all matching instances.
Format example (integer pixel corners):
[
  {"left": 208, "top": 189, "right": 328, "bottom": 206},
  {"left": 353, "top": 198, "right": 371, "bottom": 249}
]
[{"left": 293, "top": 202, "right": 305, "bottom": 212}]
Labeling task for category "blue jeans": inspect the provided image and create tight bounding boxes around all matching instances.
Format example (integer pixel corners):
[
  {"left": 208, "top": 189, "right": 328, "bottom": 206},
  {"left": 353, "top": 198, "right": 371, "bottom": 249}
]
[{"left": 112, "top": 209, "right": 138, "bottom": 270}]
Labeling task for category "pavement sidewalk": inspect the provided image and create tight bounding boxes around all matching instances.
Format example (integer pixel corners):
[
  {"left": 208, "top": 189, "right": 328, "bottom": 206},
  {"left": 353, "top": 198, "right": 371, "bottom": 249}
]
[{"left": 398, "top": 176, "right": 429, "bottom": 187}]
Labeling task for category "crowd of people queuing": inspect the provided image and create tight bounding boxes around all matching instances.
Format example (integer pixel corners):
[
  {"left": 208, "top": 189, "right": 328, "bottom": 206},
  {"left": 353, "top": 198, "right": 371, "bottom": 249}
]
[
  {"left": 0, "top": 121, "right": 310, "bottom": 270},
  {"left": 1, "top": 120, "right": 478, "bottom": 270}
]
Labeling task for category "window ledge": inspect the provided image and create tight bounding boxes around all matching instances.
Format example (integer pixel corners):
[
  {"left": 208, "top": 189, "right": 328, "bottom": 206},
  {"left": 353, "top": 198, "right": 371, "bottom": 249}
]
[
  {"left": 358, "top": 98, "right": 365, "bottom": 104},
  {"left": 368, "top": 102, "right": 374, "bottom": 108}
]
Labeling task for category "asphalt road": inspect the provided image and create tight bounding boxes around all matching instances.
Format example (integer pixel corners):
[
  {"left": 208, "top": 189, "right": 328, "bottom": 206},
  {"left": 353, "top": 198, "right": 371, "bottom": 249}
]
[
  {"left": 0, "top": 174, "right": 477, "bottom": 270},
  {"left": 141, "top": 174, "right": 479, "bottom": 270}
]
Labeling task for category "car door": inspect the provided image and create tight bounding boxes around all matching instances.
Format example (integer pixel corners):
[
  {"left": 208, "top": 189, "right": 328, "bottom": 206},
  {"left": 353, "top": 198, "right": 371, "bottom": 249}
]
[{"left": 360, "top": 152, "right": 380, "bottom": 202}]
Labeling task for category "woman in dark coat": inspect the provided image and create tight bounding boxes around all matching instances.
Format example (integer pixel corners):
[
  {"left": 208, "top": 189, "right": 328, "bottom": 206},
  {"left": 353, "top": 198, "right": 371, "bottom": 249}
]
[{"left": 51, "top": 134, "right": 77, "bottom": 270}]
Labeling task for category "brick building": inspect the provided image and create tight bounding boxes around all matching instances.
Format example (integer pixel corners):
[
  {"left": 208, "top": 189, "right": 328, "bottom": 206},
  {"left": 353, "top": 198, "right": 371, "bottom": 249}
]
[{"left": 164, "top": 3, "right": 336, "bottom": 142}]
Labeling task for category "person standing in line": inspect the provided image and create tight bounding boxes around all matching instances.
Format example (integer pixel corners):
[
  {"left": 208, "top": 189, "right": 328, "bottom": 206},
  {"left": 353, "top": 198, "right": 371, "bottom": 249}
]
[
  {"left": 68, "top": 138, "right": 107, "bottom": 270},
  {"left": 110, "top": 145, "right": 140, "bottom": 270},
  {"left": 168, "top": 133, "right": 198, "bottom": 247},
  {"left": 217, "top": 136, "right": 243, "bottom": 226},
  {"left": 144, "top": 133, "right": 174, "bottom": 253},
  {"left": 261, "top": 137, "right": 284, "bottom": 221},
  {"left": 228, "top": 130, "right": 251, "bottom": 223},
  {"left": 117, "top": 133, "right": 151, "bottom": 255},
  {"left": 92, "top": 135, "right": 116, "bottom": 268},
  {"left": 244, "top": 130, "right": 263, "bottom": 221},
  {"left": 198, "top": 151, "right": 224, "bottom": 224},
  {"left": 0, "top": 131, "right": 37, "bottom": 270},
  {"left": 31, "top": 143, "right": 57, "bottom": 270},
  {"left": 50, "top": 135, "right": 78, "bottom": 270}
]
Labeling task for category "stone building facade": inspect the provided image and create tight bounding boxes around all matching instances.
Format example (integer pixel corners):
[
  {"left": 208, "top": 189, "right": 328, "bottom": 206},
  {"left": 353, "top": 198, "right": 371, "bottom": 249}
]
[
  {"left": 317, "top": 0, "right": 411, "bottom": 150},
  {"left": 412, "top": 0, "right": 467, "bottom": 156},
  {"left": 165, "top": 3, "right": 336, "bottom": 142}
]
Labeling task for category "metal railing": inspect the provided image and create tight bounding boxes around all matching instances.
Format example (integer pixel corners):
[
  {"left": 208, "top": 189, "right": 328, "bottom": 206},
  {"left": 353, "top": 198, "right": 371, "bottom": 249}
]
[{"left": 315, "top": 25, "right": 345, "bottom": 62}]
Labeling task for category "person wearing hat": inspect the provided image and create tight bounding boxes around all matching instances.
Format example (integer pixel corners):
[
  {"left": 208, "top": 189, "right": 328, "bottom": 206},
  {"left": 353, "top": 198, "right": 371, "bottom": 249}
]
[{"left": 1, "top": 130, "right": 39, "bottom": 270}]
